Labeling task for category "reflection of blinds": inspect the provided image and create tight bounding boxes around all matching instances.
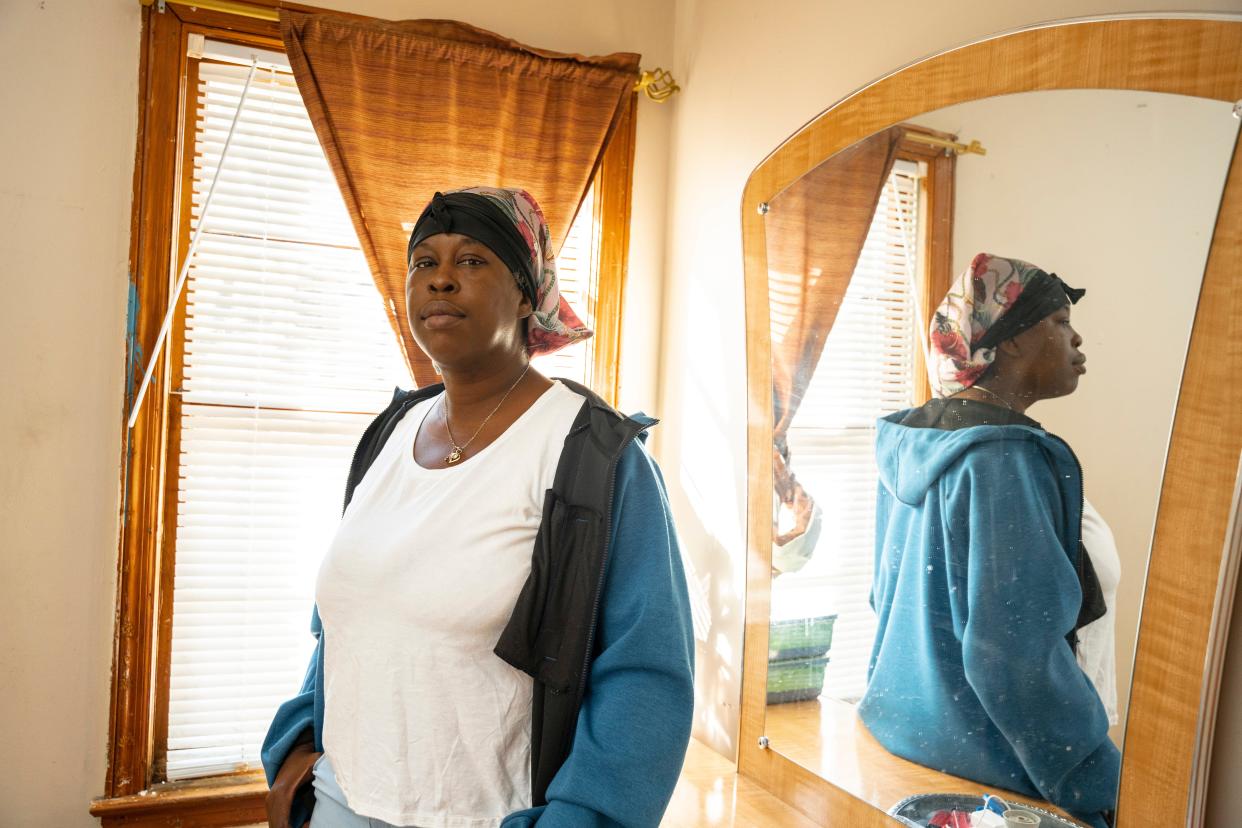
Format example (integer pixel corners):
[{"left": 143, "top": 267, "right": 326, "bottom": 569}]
[
  {"left": 531, "top": 186, "right": 597, "bottom": 387},
  {"left": 768, "top": 254, "right": 801, "bottom": 350},
  {"left": 772, "top": 161, "right": 921, "bottom": 703}
]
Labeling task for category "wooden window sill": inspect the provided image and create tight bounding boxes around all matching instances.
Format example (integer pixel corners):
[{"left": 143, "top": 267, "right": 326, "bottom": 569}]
[
  {"left": 87, "top": 741, "right": 811, "bottom": 827},
  {"left": 89, "top": 772, "right": 267, "bottom": 826}
]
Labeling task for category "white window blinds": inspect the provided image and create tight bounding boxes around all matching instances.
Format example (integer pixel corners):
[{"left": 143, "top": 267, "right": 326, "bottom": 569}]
[
  {"left": 531, "top": 186, "right": 597, "bottom": 383},
  {"left": 167, "top": 59, "right": 600, "bottom": 780},
  {"left": 167, "top": 60, "right": 410, "bottom": 781},
  {"left": 771, "top": 160, "right": 923, "bottom": 703}
]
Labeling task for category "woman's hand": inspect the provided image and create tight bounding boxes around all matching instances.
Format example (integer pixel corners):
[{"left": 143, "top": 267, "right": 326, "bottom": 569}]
[{"left": 265, "top": 739, "right": 321, "bottom": 828}]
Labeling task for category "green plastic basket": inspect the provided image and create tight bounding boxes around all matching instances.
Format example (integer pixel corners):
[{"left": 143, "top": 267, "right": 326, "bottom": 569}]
[
  {"left": 766, "top": 655, "right": 830, "bottom": 704},
  {"left": 768, "top": 614, "right": 837, "bottom": 661}
]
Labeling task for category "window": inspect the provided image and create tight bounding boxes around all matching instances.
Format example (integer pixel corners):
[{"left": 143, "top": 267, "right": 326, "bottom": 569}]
[
  {"left": 100, "top": 6, "right": 636, "bottom": 824},
  {"left": 164, "top": 54, "right": 606, "bottom": 781},
  {"left": 530, "top": 184, "right": 599, "bottom": 383},
  {"left": 771, "top": 141, "right": 954, "bottom": 702},
  {"left": 162, "top": 55, "right": 408, "bottom": 781}
]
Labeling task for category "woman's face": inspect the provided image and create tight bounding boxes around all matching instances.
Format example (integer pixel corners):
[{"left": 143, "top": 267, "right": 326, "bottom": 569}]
[
  {"left": 405, "top": 232, "right": 531, "bottom": 368},
  {"left": 1008, "top": 303, "right": 1086, "bottom": 400}
]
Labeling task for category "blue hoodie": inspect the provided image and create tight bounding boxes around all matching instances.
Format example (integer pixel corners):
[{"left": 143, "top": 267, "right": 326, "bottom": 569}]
[
  {"left": 261, "top": 438, "right": 695, "bottom": 828},
  {"left": 858, "top": 411, "right": 1119, "bottom": 828}
]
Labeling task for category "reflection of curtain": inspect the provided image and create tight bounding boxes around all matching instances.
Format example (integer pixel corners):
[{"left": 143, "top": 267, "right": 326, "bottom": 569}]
[
  {"left": 767, "top": 127, "right": 904, "bottom": 544},
  {"left": 280, "top": 11, "right": 640, "bottom": 386}
]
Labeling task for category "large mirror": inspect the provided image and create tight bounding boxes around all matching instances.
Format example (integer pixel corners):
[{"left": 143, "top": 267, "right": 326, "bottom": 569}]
[
  {"left": 740, "top": 17, "right": 1242, "bottom": 828},
  {"left": 759, "top": 88, "right": 1236, "bottom": 826}
]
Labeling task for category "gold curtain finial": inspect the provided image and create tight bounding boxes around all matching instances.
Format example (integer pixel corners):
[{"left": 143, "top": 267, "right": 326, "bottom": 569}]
[
  {"left": 904, "top": 132, "right": 987, "bottom": 157},
  {"left": 957, "top": 139, "right": 986, "bottom": 156},
  {"left": 635, "top": 68, "right": 680, "bottom": 103}
]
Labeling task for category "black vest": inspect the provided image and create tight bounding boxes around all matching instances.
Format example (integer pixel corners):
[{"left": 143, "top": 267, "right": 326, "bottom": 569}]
[{"left": 341, "top": 379, "right": 654, "bottom": 805}]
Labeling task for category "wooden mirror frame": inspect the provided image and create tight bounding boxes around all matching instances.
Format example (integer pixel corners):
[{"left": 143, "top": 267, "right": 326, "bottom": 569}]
[{"left": 740, "top": 16, "right": 1242, "bottom": 827}]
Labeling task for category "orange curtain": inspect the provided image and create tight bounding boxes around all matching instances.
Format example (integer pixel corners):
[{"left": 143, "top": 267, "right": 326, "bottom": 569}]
[
  {"left": 765, "top": 126, "right": 904, "bottom": 543},
  {"left": 280, "top": 11, "right": 640, "bottom": 386}
]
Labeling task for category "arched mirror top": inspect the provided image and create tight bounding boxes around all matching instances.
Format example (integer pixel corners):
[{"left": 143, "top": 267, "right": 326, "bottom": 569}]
[{"left": 743, "top": 16, "right": 1242, "bottom": 212}]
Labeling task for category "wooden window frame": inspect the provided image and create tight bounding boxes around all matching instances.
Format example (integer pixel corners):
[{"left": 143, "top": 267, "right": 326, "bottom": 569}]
[
  {"left": 94, "top": 4, "right": 636, "bottom": 825},
  {"left": 895, "top": 130, "right": 956, "bottom": 404}
]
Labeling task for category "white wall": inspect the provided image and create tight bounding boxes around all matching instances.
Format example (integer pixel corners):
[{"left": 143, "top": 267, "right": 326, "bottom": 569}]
[
  {"left": 0, "top": 1, "right": 670, "bottom": 825},
  {"left": 658, "top": 1, "right": 1242, "bottom": 762},
  {"left": 0, "top": 2, "right": 140, "bottom": 825},
  {"left": 913, "top": 89, "right": 1238, "bottom": 741}
]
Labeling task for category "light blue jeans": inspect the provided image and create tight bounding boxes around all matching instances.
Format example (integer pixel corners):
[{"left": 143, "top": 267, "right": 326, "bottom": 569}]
[{"left": 311, "top": 754, "right": 425, "bottom": 828}]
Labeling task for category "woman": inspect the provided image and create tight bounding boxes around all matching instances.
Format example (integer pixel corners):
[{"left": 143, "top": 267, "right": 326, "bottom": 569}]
[
  {"left": 261, "top": 187, "right": 695, "bottom": 828},
  {"left": 858, "top": 253, "right": 1120, "bottom": 828}
]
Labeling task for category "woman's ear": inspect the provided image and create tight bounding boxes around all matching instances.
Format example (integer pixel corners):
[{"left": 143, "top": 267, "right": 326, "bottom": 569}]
[
  {"left": 516, "top": 293, "right": 534, "bottom": 320},
  {"left": 997, "top": 337, "right": 1023, "bottom": 358},
  {"left": 989, "top": 338, "right": 1024, "bottom": 378}
]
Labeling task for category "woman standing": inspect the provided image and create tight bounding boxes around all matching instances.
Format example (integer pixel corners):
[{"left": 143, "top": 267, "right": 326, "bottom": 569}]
[
  {"left": 261, "top": 187, "right": 694, "bottom": 828},
  {"left": 858, "top": 253, "right": 1119, "bottom": 828}
]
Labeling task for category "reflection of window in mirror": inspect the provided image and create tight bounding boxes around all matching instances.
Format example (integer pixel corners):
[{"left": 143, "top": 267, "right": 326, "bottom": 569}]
[{"left": 770, "top": 131, "right": 955, "bottom": 702}]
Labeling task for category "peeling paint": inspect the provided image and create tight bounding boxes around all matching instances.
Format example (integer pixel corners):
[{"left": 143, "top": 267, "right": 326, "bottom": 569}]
[
  {"left": 125, "top": 280, "right": 143, "bottom": 410},
  {"left": 121, "top": 278, "right": 142, "bottom": 527}
]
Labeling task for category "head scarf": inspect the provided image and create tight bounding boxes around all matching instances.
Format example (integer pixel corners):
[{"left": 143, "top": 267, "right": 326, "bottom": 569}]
[
  {"left": 407, "top": 186, "right": 593, "bottom": 356},
  {"left": 929, "top": 252, "right": 1085, "bottom": 396}
]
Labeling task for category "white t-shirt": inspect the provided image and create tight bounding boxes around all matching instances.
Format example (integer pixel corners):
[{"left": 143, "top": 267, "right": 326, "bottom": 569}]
[
  {"left": 315, "top": 380, "right": 585, "bottom": 827},
  {"left": 1076, "top": 498, "right": 1121, "bottom": 726}
]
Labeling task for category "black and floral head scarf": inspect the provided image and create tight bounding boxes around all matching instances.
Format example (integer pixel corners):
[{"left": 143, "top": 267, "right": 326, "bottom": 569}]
[
  {"left": 408, "top": 187, "right": 592, "bottom": 356},
  {"left": 929, "top": 252, "right": 1085, "bottom": 396}
]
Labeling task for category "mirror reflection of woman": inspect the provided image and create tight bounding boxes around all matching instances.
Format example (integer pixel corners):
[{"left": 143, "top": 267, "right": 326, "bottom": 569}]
[
  {"left": 260, "top": 187, "right": 695, "bottom": 828},
  {"left": 858, "top": 253, "right": 1120, "bottom": 828}
]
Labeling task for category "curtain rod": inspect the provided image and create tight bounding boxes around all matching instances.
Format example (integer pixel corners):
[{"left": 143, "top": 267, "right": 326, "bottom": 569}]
[
  {"left": 905, "top": 133, "right": 987, "bottom": 156},
  {"left": 139, "top": 0, "right": 682, "bottom": 102}
]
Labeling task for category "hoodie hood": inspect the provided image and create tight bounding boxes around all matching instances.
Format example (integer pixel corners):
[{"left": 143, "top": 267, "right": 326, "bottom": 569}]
[{"left": 875, "top": 410, "right": 1062, "bottom": 505}]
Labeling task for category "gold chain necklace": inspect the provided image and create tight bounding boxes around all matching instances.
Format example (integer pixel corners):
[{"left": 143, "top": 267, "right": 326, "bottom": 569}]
[
  {"left": 971, "top": 383, "right": 1016, "bottom": 412},
  {"left": 442, "top": 364, "right": 531, "bottom": 465}
]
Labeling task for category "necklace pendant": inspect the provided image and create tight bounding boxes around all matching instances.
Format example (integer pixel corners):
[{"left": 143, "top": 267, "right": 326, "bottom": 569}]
[{"left": 445, "top": 447, "right": 463, "bottom": 465}]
